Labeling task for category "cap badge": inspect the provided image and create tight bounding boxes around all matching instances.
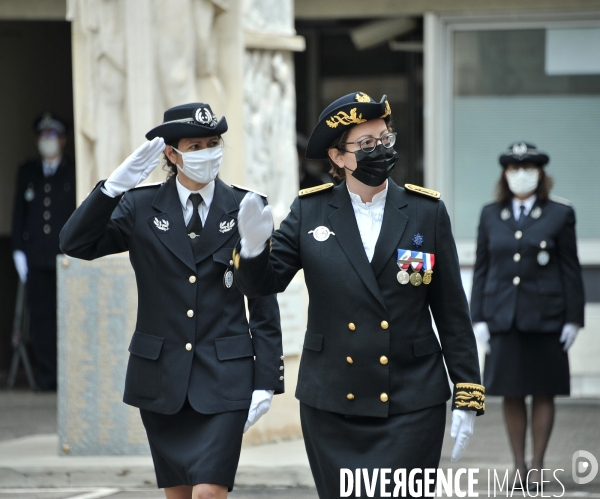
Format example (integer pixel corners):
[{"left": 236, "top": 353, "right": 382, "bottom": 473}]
[
  {"left": 355, "top": 92, "right": 371, "bottom": 103},
  {"left": 195, "top": 107, "right": 217, "bottom": 127},
  {"left": 512, "top": 143, "right": 528, "bottom": 157},
  {"left": 326, "top": 108, "right": 367, "bottom": 129},
  {"left": 380, "top": 100, "right": 391, "bottom": 119}
]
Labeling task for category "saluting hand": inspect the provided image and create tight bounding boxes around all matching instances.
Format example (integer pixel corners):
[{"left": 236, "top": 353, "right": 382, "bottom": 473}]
[
  {"left": 103, "top": 137, "right": 166, "bottom": 197},
  {"left": 450, "top": 410, "right": 476, "bottom": 462},
  {"left": 238, "top": 192, "right": 274, "bottom": 259}
]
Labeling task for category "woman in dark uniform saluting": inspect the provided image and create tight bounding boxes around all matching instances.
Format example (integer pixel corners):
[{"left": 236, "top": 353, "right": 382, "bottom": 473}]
[
  {"left": 60, "top": 103, "right": 284, "bottom": 499},
  {"left": 233, "top": 92, "right": 484, "bottom": 498},
  {"left": 470, "top": 142, "right": 585, "bottom": 486}
]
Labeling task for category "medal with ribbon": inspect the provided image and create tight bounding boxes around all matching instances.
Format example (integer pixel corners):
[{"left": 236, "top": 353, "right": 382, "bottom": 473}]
[
  {"left": 397, "top": 249, "right": 435, "bottom": 286},
  {"left": 396, "top": 249, "right": 411, "bottom": 285},
  {"left": 421, "top": 252, "right": 435, "bottom": 285}
]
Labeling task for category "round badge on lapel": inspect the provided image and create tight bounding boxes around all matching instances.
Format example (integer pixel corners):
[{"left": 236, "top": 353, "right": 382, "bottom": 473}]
[
  {"left": 531, "top": 207, "right": 542, "bottom": 219},
  {"left": 501, "top": 208, "right": 511, "bottom": 220},
  {"left": 309, "top": 226, "right": 335, "bottom": 242}
]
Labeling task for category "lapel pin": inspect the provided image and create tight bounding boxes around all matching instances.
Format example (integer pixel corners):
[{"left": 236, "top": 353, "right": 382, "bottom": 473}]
[
  {"left": 219, "top": 219, "right": 235, "bottom": 233},
  {"left": 412, "top": 233, "right": 424, "bottom": 248},
  {"left": 309, "top": 226, "right": 335, "bottom": 241},
  {"left": 501, "top": 208, "right": 511, "bottom": 220},
  {"left": 153, "top": 217, "right": 170, "bottom": 232},
  {"left": 531, "top": 207, "right": 542, "bottom": 219}
]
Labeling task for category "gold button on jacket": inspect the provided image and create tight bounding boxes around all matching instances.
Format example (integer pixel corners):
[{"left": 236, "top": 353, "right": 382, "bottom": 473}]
[
  {"left": 380, "top": 393, "right": 389, "bottom": 403},
  {"left": 380, "top": 320, "right": 389, "bottom": 330},
  {"left": 380, "top": 356, "right": 388, "bottom": 365},
  {"left": 348, "top": 322, "right": 356, "bottom": 331},
  {"left": 189, "top": 276, "right": 196, "bottom": 283},
  {"left": 346, "top": 356, "right": 353, "bottom": 364},
  {"left": 347, "top": 393, "right": 355, "bottom": 400},
  {"left": 185, "top": 343, "right": 192, "bottom": 351},
  {"left": 187, "top": 310, "right": 194, "bottom": 318}
]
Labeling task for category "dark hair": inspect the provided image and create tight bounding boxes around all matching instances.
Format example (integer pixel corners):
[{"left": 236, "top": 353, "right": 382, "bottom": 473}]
[
  {"left": 325, "top": 120, "right": 395, "bottom": 180},
  {"left": 163, "top": 139, "right": 180, "bottom": 182},
  {"left": 495, "top": 165, "right": 553, "bottom": 205}
]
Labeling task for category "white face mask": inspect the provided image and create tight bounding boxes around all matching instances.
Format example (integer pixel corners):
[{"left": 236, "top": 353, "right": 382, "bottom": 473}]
[
  {"left": 505, "top": 168, "right": 539, "bottom": 197},
  {"left": 173, "top": 145, "right": 223, "bottom": 184},
  {"left": 38, "top": 136, "right": 60, "bottom": 159}
]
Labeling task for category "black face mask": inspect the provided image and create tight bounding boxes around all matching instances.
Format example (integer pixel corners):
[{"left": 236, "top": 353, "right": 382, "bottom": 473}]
[{"left": 348, "top": 145, "right": 399, "bottom": 187}]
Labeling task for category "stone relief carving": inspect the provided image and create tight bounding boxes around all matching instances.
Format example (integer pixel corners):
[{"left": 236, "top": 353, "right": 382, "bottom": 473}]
[
  {"left": 242, "top": 0, "right": 294, "bottom": 34},
  {"left": 67, "top": 0, "right": 228, "bottom": 182},
  {"left": 244, "top": 49, "right": 297, "bottom": 223}
]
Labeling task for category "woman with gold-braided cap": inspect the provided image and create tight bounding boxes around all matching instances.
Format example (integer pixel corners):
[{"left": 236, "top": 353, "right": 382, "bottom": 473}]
[{"left": 233, "top": 91, "right": 484, "bottom": 498}]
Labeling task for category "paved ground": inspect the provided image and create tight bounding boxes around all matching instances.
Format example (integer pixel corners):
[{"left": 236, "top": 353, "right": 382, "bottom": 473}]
[{"left": 1, "top": 389, "right": 599, "bottom": 497}]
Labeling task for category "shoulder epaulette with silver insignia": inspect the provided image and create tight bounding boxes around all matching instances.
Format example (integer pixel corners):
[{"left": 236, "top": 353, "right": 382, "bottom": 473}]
[
  {"left": 404, "top": 183, "right": 441, "bottom": 200},
  {"left": 231, "top": 184, "right": 267, "bottom": 198},
  {"left": 550, "top": 194, "right": 572, "bottom": 206},
  {"left": 299, "top": 183, "right": 335, "bottom": 197},
  {"left": 134, "top": 182, "right": 162, "bottom": 189}
]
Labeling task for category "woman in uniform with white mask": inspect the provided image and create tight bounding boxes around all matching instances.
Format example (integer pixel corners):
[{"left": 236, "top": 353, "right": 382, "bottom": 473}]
[
  {"left": 470, "top": 142, "right": 585, "bottom": 488},
  {"left": 60, "top": 103, "right": 284, "bottom": 499}
]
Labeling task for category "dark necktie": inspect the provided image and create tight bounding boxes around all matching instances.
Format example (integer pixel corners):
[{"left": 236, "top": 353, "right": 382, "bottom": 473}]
[
  {"left": 187, "top": 194, "right": 203, "bottom": 257},
  {"left": 517, "top": 205, "right": 526, "bottom": 228}
]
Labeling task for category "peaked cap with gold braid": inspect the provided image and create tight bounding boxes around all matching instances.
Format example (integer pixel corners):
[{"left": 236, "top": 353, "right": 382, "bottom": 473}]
[{"left": 305, "top": 92, "right": 392, "bottom": 160}]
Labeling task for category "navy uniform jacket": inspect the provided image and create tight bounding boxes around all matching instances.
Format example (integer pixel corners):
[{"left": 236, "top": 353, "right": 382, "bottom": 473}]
[
  {"left": 12, "top": 157, "right": 76, "bottom": 269},
  {"left": 59, "top": 178, "right": 284, "bottom": 415},
  {"left": 471, "top": 198, "right": 585, "bottom": 333},
  {"left": 234, "top": 179, "right": 483, "bottom": 418}
]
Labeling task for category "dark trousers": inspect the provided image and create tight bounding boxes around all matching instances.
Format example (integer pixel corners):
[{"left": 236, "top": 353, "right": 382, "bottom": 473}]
[{"left": 27, "top": 269, "right": 57, "bottom": 390}]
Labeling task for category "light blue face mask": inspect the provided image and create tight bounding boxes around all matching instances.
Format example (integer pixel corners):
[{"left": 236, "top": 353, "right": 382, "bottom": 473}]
[{"left": 173, "top": 145, "right": 223, "bottom": 184}]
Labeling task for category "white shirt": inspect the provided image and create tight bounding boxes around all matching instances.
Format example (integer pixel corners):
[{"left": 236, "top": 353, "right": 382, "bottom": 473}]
[
  {"left": 42, "top": 157, "right": 62, "bottom": 177},
  {"left": 347, "top": 181, "right": 388, "bottom": 262},
  {"left": 512, "top": 194, "right": 537, "bottom": 221},
  {"left": 175, "top": 176, "right": 215, "bottom": 226}
]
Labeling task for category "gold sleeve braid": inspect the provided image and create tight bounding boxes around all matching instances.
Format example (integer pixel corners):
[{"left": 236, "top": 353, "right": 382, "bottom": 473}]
[{"left": 454, "top": 383, "right": 485, "bottom": 414}]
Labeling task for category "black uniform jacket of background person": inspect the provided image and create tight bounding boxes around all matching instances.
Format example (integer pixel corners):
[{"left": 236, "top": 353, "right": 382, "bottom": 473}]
[
  {"left": 234, "top": 179, "right": 482, "bottom": 418},
  {"left": 59, "top": 178, "right": 284, "bottom": 415},
  {"left": 12, "top": 157, "right": 76, "bottom": 269},
  {"left": 470, "top": 198, "right": 585, "bottom": 334}
]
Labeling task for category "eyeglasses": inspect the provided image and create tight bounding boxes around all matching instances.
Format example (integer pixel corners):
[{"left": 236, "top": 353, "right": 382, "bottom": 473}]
[
  {"left": 506, "top": 165, "right": 539, "bottom": 173},
  {"left": 338, "top": 132, "right": 396, "bottom": 153}
]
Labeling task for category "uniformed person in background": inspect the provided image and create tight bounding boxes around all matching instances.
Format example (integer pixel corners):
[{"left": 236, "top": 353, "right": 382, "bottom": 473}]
[
  {"left": 233, "top": 92, "right": 484, "bottom": 498},
  {"left": 11, "top": 113, "right": 76, "bottom": 391},
  {"left": 471, "top": 142, "right": 585, "bottom": 488},
  {"left": 60, "top": 103, "right": 284, "bottom": 499}
]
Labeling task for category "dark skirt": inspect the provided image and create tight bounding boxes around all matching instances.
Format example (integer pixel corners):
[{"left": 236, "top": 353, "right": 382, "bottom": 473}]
[
  {"left": 300, "top": 402, "right": 446, "bottom": 499},
  {"left": 484, "top": 328, "right": 570, "bottom": 397},
  {"left": 140, "top": 398, "right": 247, "bottom": 490}
]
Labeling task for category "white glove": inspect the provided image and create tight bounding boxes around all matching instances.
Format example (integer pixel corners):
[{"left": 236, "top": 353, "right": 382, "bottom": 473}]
[
  {"left": 103, "top": 137, "right": 165, "bottom": 197},
  {"left": 238, "top": 192, "right": 274, "bottom": 259},
  {"left": 473, "top": 322, "right": 491, "bottom": 354},
  {"left": 450, "top": 410, "right": 476, "bottom": 462},
  {"left": 243, "top": 389, "right": 274, "bottom": 433},
  {"left": 559, "top": 323, "right": 580, "bottom": 351},
  {"left": 13, "top": 250, "right": 28, "bottom": 283}
]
